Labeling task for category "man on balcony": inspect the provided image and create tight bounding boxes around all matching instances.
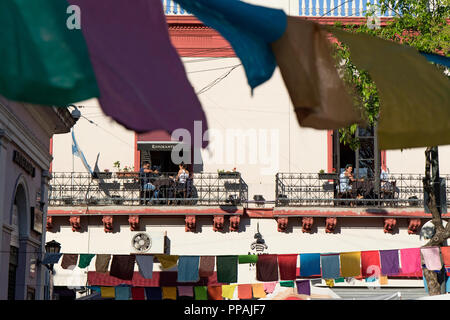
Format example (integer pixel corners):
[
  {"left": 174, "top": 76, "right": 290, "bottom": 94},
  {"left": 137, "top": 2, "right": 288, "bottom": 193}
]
[{"left": 139, "top": 161, "right": 159, "bottom": 205}]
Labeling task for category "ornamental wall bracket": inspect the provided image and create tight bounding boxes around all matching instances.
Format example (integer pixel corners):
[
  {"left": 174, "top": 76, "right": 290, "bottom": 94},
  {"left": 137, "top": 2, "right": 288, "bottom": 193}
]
[
  {"left": 407, "top": 218, "right": 421, "bottom": 234},
  {"left": 302, "top": 217, "right": 314, "bottom": 233},
  {"left": 229, "top": 215, "right": 240, "bottom": 232},
  {"left": 276, "top": 217, "right": 289, "bottom": 233},
  {"left": 128, "top": 215, "right": 140, "bottom": 231},
  {"left": 46, "top": 216, "right": 53, "bottom": 231},
  {"left": 102, "top": 215, "right": 114, "bottom": 233},
  {"left": 383, "top": 218, "right": 397, "bottom": 234},
  {"left": 185, "top": 215, "right": 196, "bottom": 232},
  {"left": 69, "top": 215, "right": 81, "bottom": 232},
  {"left": 213, "top": 215, "right": 224, "bottom": 232},
  {"left": 325, "top": 217, "right": 337, "bottom": 233}
]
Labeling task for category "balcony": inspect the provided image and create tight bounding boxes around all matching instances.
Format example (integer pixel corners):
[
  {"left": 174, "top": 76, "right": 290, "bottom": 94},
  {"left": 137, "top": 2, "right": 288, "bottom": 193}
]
[
  {"left": 275, "top": 173, "right": 449, "bottom": 208},
  {"left": 48, "top": 172, "right": 248, "bottom": 207},
  {"left": 162, "top": 0, "right": 396, "bottom": 17}
]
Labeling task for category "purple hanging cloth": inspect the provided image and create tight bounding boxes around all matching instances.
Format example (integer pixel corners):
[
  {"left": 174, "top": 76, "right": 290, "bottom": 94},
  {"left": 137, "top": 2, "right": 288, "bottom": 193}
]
[{"left": 68, "top": 0, "right": 208, "bottom": 147}]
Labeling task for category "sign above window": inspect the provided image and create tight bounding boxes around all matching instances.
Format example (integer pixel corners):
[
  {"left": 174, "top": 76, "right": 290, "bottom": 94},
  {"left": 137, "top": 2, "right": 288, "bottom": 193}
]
[{"left": 13, "top": 150, "right": 35, "bottom": 177}]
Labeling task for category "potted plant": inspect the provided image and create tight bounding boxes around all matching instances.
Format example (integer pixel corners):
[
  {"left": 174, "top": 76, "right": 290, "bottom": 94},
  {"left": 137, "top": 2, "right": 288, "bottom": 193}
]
[
  {"left": 218, "top": 168, "right": 240, "bottom": 179},
  {"left": 114, "top": 162, "right": 138, "bottom": 179},
  {"left": 318, "top": 168, "right": 338, "bottom": 180}
]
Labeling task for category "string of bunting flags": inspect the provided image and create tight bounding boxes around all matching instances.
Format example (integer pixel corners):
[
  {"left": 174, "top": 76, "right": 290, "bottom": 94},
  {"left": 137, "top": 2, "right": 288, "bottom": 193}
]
[{"left": 43, "top": 246, "right": 450, "bottom": 300}]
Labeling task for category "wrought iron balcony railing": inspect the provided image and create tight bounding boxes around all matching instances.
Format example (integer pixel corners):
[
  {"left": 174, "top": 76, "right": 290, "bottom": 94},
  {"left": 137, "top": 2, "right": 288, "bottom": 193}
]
[
  {"left": 162, "top": 0, "right": 397, "bottom": 17},
  {"left": 275, "top": 173, "right": 449, "bottom": 208},
  {"left": 49, "top": 172, "right": 248, "bottom": 207}
]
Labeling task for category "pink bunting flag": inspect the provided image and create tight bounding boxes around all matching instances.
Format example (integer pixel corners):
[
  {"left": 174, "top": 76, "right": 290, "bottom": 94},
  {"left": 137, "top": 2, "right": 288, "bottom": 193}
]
[
  {"left": 421, "top": 247, "right": 442, "bottom": 271},
  {"left": 263, "top": 282, "right": 277, "bottom": 294},
  {"left": 400, "top": 248, "right": 421, "bottom": 274}
]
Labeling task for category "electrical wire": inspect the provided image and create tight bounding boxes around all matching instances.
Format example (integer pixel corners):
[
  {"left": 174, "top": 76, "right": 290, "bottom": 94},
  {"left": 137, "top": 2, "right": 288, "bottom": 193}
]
[
  {"left": 79, "top": 115, "right": 134, "bottom": 147},
  {"left": 196, "top": 64, "right": 241, "bottom": 95}
]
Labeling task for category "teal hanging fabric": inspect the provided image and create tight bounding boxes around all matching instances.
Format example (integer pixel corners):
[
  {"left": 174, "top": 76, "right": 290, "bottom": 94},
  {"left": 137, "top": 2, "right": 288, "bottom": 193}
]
[
  {"left": 0, "top": 0, "right": 99, "bottom": 105},
  {"left": 173, "top": 0, "right": 287, "bottom": 90}
]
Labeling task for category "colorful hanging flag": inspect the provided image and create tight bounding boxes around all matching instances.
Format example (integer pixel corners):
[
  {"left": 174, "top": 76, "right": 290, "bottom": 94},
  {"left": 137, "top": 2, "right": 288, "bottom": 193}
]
[
  {"left": 199, "top": 256, "right": 215, "bottom": 277},
  {"left": 299, "top": 253, "right": 321, "bottom": 277},
  {"left": 441, "top": 247, "right": 450, "bottom": 276},
  {"left": 399, "top": 248, "right": 421, "bottom": 275},
  {"left": 237, "top": 284, "right": 253, "bottom": 300},
  {"left": 221, "top": 284, "right": 237, "bottom": 299},
  {"left": 78, "top": 254, "right": 95, "bottom": 269},
  {"left": 256, "top": 254, "right": 279, "bottom": 282},
  {"left": 280, "top": 281, "right": 295, "bottom": 288},
  {"left": 421, "top": 247, "right": 442, "bottom": 271},
  {"left": 335, "top": 277, "right": 345, "bottom": 283},
  {"left": 278, "top": 254, "right": 298, "bottom": 280},
  {"left": 135, "top": 255, "right": 154, "bottom": 279},
  {"left": 379, "top": 250, "right": 400, "bottom": 276},
  {"left": 238, "top": 255, "right": 258, "bottom": 264},
  {"left": 0, "top": 0, "right": 99, "bottom": 106},
  {"left": 67, "top": 0, "right": 208, "bottom": 142},
  {"left": 340, "top": 252, "right": 361, "bottom": 278},
  {"left": 162, "top": 287, "right": 177, "bottom": 300},
  {"left": 207, "top": 286, "right": 223, "bottom": 300},
  {"left": 361, "top": 251, "right": 381, "bottom": 279},
  {"left": 61, "top": 254, "right": 79, "bottom": 270},
  {"left": 271, "top": 17, "right": 363, "bottom": 130},
  {"left": 329, "top": 27, "right": 450, "bottom": 150},
  {"left": 263, "top": 282, "right": 277, "bottom": 294},
  {"left": 42, "top": 253, "right": 63, "bottom": 265},
  {"left": 194, "top": 286, "right": 208, "bottom": 300},
  {"left": 173, "top": 0, "right": 287, "bottom": 90},
  {"left": 115, "top": 286, "right": 131, "bottom": 300},
  {"left": 177, "top": 256, "right": 200, "bottom": 283},
  {"left": 320, "top": 253, "right": 341, "bottom": 279},
  {"left": 95, "top": 254, "right": 111, "bottom": 273},
  {"left": 296, "top": 280, "right": 311, "bottom": 295},
  {"left": 109, "top": 255, "right": 136, "bottom": 280},
  {"left": 379, "top": 275, "right": 389, "bottom": 285},
  {"left": 145, "top": 287, "right": 162, "bottom": 300},
  {"left": 178, "top": 286, "right": 194, "bottom": 297},
  {"left": 100, "top": 286, "right": 115, "bottom": 298},
  {"left": 324, "top": 279, "right": 335, "bottom": 288},
  {"left": 216, "top": 256, "right": 238, "bottom": 283},
  {"left": 154, "top": 255, "right": 179, "bottom": 270},
  {"left": 251, "top": 283, "right": 266, "bottom": 298},
  {"left": 131, "top": 287, "right": 146, "bottom": 300}
]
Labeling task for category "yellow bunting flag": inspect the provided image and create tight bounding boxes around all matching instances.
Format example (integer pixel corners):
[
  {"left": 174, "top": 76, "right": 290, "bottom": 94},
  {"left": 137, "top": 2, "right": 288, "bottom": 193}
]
[
  {"left": 340, "top": 252, "right": 361, "bottom": 277},
  {"left": 379, "top": 275, "right": 388, "bottom": 285},
  {"left": 100, "top": 286, "right": 115, "bottom": 298},
  {"left": 325, "top": 279, "right": 335, "bottom": 287},
  {"left": 162, "top": 287, "right": 177, "bottom": 300},
  {"left": 329, "top": 27, "right": 450, "bottom": 150},
  {"left": 222, "top": 284, "right": 237, "bottom": 299},
  {"left": 154, "top": 255, "right": 179, "bottom": 270},
  {"left": 252, "top": 283, "right": 267, "bottom": 298}
]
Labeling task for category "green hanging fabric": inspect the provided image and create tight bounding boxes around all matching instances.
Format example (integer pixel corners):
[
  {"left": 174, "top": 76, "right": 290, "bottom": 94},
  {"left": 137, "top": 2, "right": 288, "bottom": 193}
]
[
  {"left": 216, "top": 255, "right": 238, "bottom": 283},
  {"left": 238, "top": 255, "right": 258, "bottom": 264},
  {"left": 280, "top": 280, "right": 295, "bottom": 287},
  {"left": 194, "top": 286, "right": 208, "bottom": 300},
  {"left": 78, "top": 254, "right": 96, "bottom": 268},
  {"left": 0, "top": 0, "right": 99, "bottom": 106}
]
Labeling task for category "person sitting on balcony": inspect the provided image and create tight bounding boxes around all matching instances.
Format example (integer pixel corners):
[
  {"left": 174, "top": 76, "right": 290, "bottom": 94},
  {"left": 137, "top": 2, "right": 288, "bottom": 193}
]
[
  {"left": 139, "top": 161, "right": 159, "bottom": 205},
  {"left": 340, "top": 164, "right": 364, "bottom": 201}
]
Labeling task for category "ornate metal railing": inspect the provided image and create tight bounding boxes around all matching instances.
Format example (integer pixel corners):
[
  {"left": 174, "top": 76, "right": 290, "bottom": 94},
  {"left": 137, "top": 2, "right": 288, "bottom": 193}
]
[
  {"left": 49, "top": 172, "right": 248, "bottom": 207},
  {"left": 275, "top": 173, "right": 450, "bottom": 208},
  {"left": 162, "top": 0, "right": 396, "bottom": 17}
]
